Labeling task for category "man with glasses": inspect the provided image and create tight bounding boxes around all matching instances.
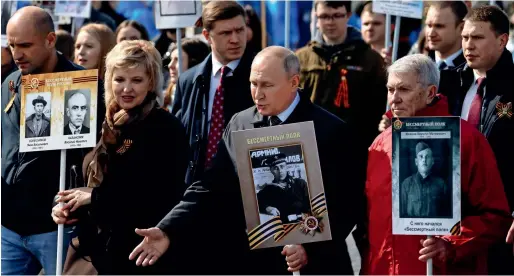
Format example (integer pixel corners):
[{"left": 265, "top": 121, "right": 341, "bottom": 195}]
[{"left": 297, "top": 0, "right": 387, "bottom": 156}]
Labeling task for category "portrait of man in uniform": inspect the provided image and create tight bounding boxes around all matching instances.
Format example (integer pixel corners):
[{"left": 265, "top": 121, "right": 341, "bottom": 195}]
[
  {"left": 256, "top": 153, "right": 311, "bottom": 224},
  {"left": 25, "top": 95, "right": 51, "bottom": 138},
  {"left": 63, "top": 90, "right": 90, "bottom": 135},
  {"left": 400, "top": 141, "right": 451, "bottom": 218}
]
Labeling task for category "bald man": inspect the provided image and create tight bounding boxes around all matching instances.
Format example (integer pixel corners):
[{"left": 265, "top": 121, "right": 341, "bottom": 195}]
[
  {"left": 129, "top": 46, "right": 365, "bottom": 275},
  {"left": 64, "top": 91, "right": 90, "bottom": 135},
  {"left": 1, "top": 6, "right": 84, "bottom": 275}
]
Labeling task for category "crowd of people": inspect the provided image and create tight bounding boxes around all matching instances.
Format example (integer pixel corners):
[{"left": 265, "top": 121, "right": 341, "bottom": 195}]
[{"left": 1, "top": 0, "right": 514, "bottom": 275}]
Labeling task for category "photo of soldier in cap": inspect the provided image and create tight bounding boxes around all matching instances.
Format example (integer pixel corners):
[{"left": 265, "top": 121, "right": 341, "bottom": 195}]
[
  {"left": 400, "top": 140, "right": 452, "bottom": 218},
  {"left": 25, "top": 93, "right": 52, "bottom": 138},
  {"left": 255, "top": 151, "right": 311, "bottom": 224}
]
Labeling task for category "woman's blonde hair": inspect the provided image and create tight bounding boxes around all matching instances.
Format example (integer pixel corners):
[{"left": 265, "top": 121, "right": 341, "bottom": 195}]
[
  {"left": 104, "top": 40, "right": 164, "bottom": 108},
  {"left": 74, "top": 23, "right": 116, "bottom": 76}
]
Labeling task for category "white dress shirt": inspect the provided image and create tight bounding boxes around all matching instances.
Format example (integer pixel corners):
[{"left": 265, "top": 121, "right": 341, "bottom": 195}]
[
  {"left": 461, "top": 70, "right": 485, "bottom": 121},
  {"left": 274, "top": 92, "right": 300, "bottom": 124},
  {"left": 208, "top": 56, "right": 241, "bottom": 121},
  {"left": 435, "top": 49, "right": 463, "bottom": 69}
]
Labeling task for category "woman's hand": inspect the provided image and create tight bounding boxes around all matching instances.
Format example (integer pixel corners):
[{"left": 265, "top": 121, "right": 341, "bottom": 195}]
[
  {"left": 51, "top": 204, "right": 78, "bottom": 225},
  {"left": 55, "top": 187, "right": 93, "bottom": 212}
]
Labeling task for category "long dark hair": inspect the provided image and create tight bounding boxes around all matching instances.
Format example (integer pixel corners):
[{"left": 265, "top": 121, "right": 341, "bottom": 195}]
[
  {"left": 163, "top": 38, "right": 210, "bottom": 110},
  {"left": 244, "top": 5, "right": 262, "bottom": 53},
  {"left": 115, "top": 20, "right": 150, "bottom": 41},
  {"left": 168, "top": 38, "right": 210, "bottom": 69}
]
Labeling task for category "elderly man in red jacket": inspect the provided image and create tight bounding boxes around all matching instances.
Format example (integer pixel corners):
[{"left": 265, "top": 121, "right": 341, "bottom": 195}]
[{"left": 362, "top": 54, "right": 511, "bottom": 274}]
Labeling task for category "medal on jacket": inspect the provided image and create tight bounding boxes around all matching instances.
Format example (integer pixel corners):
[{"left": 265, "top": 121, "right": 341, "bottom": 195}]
[
  {"left": 334, "top": 69, "right": 349, "bottom": 108},
  {"left": 4, "top": 80, "right": 16, "bottom": 113},
  {"left": 496, "top": 102, "right": 512, "bottom": 119},
  {"left": 116, "top": 139, "right": 133, "bottom": 155}
]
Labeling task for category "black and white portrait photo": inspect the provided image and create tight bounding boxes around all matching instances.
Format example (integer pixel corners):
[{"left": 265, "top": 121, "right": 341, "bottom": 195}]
[
  {"left": 24, "top": 93, "right": 52, "bottom": 138},
  {"left": 399, "top": 140, "right": 452, "bottom": 219},
  {"left": 63, "top": 89, "right": 90, "bottom": 135},
  {"left": 250, "top": 145, "right": 311, "bottom": 224}
]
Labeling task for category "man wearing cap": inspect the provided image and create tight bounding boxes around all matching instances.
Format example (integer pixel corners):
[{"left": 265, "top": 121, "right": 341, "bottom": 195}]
[
  {"left": 400, "top": 141, "right": 450, "bottom": 218},
  {"left": 257, "top": 153, "right": 310, "bottom": 223},
  {"left": 25, "top": 95, "right": 51, "bottom": 138},
  {"left": 130, "top": 46, "right": 364, "bottom": 275}
]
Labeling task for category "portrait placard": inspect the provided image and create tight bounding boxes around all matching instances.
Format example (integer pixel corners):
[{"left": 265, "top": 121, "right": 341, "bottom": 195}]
[
  {"left": 372, "top": 0, "right": 423, "bottom": 19},
  {"left": 232, "top": 121, "right": 332, "bottom": 250},
  {"left": 20, "top": 69, "right": 98, "bottom": 152},
  {"left": 54, "top": 0, "right": 92, "bottom": 18},
  {"left": 392, "top": 117, "right": 461, "bottom": 235},
  {"left": 154, "top": 0, "right": 202, "bottom": 29}
]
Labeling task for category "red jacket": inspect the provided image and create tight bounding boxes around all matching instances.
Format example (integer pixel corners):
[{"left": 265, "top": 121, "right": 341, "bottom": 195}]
[{"left": 363, "top": 96, "right": 511, "bottom": 275}]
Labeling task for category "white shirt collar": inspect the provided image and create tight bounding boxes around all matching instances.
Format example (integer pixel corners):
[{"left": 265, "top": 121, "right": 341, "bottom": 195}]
[
  {"left": 435, "top": 49, "right": 463, "bottom": 68},
  {"left": 68, "top": 122, "right": 82, "bottom": 134},
  {"left": 211, "top": 54, "right": 241, "bottom": 77},
  {"left": 472, "top": 70, "right": 485, "bottom": 84},
  {"left": 276, "top": 92, "right": 300, "bottom": 123}
]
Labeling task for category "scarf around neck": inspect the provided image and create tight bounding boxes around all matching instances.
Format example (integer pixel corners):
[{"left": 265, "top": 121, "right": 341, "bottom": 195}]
[{"left": 83, "top": 94, "right": 157, "bottom": 187}]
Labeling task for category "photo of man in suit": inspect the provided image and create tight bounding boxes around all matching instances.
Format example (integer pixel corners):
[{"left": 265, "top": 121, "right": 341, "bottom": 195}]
[
  {"left": 63, "top": 90, "right": 89, "bottom": 135},
  {"left": 25, "top": 95, "right": 51, "bottom": 138},
  {"left": 400, "top": 141, "right": 451, "bottom": 218},
  {"left": 257, "top": 153, "right": 310, "bottom": 224}
]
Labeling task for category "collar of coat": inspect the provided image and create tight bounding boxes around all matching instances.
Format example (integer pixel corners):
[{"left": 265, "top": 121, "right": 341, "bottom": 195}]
[
  {"left": 192, "top": 48, "right": 254, "bottom": 85},
  {"left": 250, "top": 90, "right": 314, "bottom": 127},
  {"left": 458, "top": 49, "right": 514, "bottom": 97}
]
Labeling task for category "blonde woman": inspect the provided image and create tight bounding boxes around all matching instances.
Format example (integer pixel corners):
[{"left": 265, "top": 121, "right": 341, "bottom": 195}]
[
  {"left": 51, "top": 40, "right": 189, "bottom": 274},
  {"left": 74, "top": 23, "right": 115, "bottom": 74}
]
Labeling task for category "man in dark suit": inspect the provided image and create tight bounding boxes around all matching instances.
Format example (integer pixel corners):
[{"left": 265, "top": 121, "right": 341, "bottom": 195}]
[
  {"left": 171, "top": 1, "right": 255, "bottom": 186},
  {"left": 425, "top": 1, "right": 468, "bottom": 71},
  {"left": 130, "top": 46, "right": 366, "bottom": 275},
  {"left": 439, "top": 6, "right": 514, "bottom": 274},
  {"left": 25, "top": 95, "right": 51, "bottom": 138},
  {"left": 63, "top": 90, "right": 90, "bottom": 135}
]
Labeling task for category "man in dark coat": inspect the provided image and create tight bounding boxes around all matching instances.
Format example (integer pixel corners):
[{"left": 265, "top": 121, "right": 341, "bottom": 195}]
[
  {"left": 439, "top": 5, "right": 514, "bottom": 274},
  {"left": 171, "top": 1, "right": 255, "bottom": 186},
  {"left": 257, "top": 153, "right": 310, "bottom": 224},
  {"left": 130, "top": 46, "right": 365, "bottom": 275},
  {"left": 1, "top": 6, "right": 85, "bottom": 275},
  {"left": 425, "top": 2, "right": 468, "bottom": 71},
  {"left": 25, "top": 95, "right": 51, "bottom": 138}
]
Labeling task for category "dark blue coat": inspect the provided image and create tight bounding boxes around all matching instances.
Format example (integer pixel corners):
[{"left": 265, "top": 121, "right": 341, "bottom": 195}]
[{"left": 171, "top": 50, "right": 255, "bottom": 185}]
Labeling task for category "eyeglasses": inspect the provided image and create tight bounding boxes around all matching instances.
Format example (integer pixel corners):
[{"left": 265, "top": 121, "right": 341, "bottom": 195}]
[{"left": 317, "top": 13, "right": 347, "bottom": 21}]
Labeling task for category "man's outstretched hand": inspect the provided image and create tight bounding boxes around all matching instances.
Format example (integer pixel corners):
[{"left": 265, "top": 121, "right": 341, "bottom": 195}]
[{"left": 129, "top": 227, "right": 170, "bottom": 267}]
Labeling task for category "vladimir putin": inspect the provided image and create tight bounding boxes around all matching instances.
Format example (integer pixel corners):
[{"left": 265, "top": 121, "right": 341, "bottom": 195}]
[
  {"left": 63, "top": 91, "right": 89, "bottom": 135},
  {"left": 400, "top": 141, "right": 450, "bottom": 218}
]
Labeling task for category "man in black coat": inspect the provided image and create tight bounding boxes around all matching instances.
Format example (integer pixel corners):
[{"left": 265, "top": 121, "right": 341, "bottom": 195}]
[
  {"left": 130, "top": 46, "right": 366, "bottom": 275},
  {"left": 1, "top": 6, "right": 85, "bottom": 275},
  {"left": 171, "top": 1, "right": 255, "bottom": 186},
  {"left": 439, "top": 5, "right": 514, "bottom": 274}
]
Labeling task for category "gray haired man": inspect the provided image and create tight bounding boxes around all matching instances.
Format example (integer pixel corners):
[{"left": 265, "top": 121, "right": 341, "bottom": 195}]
[{"left": 363, "top": 54, "right": 511, "bottom": 274}]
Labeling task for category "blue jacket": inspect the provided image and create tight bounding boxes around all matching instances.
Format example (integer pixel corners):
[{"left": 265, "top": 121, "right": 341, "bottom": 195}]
[{"left": 171, "top": 49, "right": 255, "bottom": 185}]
